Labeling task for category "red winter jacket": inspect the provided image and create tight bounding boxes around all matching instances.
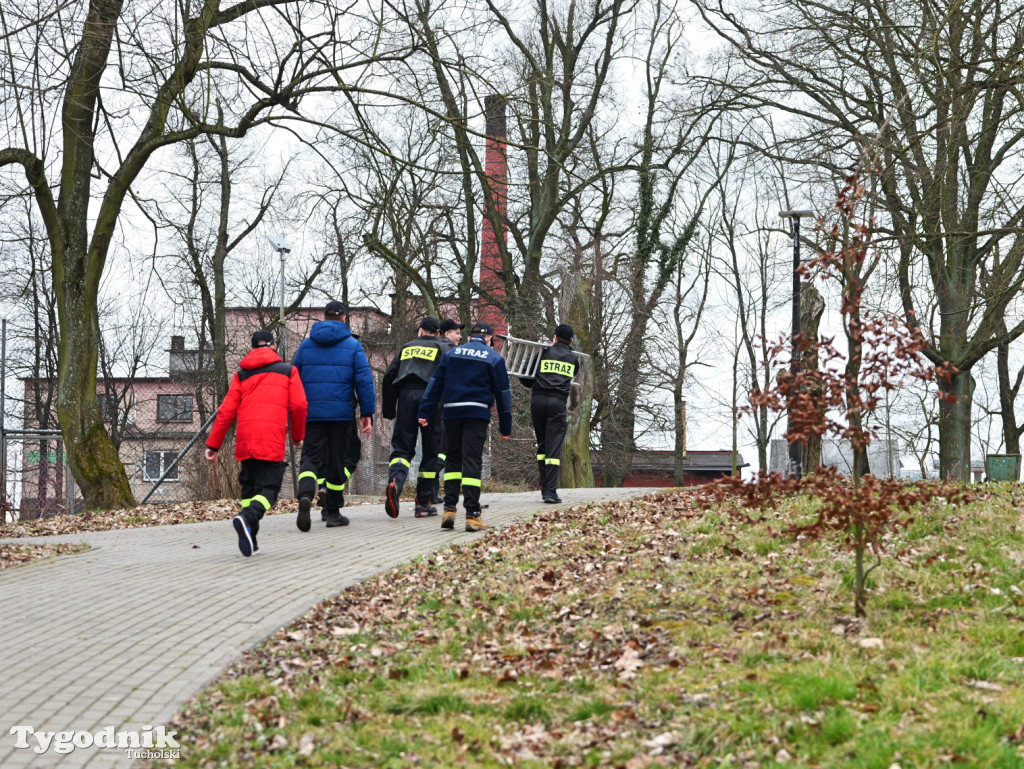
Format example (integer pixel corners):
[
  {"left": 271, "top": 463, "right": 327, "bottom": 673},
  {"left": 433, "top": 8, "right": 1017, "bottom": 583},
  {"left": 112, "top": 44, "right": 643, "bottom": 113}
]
[{"left": 207, "top": 347, "right": 308, "bottom": 462}]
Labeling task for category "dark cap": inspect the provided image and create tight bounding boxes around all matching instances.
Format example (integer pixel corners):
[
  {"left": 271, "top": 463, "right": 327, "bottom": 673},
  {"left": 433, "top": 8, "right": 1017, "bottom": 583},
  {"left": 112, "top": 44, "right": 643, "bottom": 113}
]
[
  {"left": 325, "top": 300, "right": 347, "bottom": 317},
  {"left": 554, "top": 323, "right": 575, "bottom": 342},
  {"left": 418, "top": 316, "right": 440, "bottom": 333},
  {"left": 251, "top": 329, "right": 275, "bottom": 348},
  {"left": 469, "top": 321, "right": 494, "bottom": 336},
  {"left": 439, "top": 319, "right": 465, "bottom": 333}
]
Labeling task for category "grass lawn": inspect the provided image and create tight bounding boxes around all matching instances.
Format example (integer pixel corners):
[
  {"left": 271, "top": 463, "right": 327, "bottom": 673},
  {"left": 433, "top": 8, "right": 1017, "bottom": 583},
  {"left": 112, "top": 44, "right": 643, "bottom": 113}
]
[{"left": 155, "top": 485, "right": 1024, "bottom": 768}]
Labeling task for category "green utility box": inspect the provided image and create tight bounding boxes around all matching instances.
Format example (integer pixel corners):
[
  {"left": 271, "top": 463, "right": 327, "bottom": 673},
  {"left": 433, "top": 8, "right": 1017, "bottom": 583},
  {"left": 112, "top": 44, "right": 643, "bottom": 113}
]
[{"left": 985, "top": 454, "right": 1021, "bottom": 482}]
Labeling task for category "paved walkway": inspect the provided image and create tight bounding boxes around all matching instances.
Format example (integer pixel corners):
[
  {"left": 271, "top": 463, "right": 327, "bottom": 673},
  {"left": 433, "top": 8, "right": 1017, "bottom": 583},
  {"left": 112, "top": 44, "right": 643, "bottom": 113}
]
[{"left": 0, "top": 488, "right": 653, "bottom": 767}]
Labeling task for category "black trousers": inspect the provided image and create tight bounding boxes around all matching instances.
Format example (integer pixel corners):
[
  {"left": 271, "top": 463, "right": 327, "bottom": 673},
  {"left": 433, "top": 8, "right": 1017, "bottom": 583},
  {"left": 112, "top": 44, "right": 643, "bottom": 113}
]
[
  {"left": 388, "top": 387, "right": 440, "bottom": 503},
  {"left": 300, "top": 421, "right": 352, "bottom": 511},
  {"left": 239, "top": 458, "right": 286, "bottom": 534},
  {"left": 344, "top": 419, "right": 362, "bottom": 487},
  {"left": 443, "top": 418, "right": 488, "bottom": 514},
  {"left": 531, "top": 391, "right": 568, "bottom": 496}
]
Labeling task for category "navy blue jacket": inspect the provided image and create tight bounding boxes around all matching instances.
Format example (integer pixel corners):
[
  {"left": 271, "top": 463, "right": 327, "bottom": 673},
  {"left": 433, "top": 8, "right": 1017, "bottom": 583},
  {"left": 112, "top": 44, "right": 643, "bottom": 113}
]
[
  {"left": 418, "top": 336, "right": 513, "bottom": 434},
  {"left": 292, "top": 321, "right": 375, "bottom": 421}
]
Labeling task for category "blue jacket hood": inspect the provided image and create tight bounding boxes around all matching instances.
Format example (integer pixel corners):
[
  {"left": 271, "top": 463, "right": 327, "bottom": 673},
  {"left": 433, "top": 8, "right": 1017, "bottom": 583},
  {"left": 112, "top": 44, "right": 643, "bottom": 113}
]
[
  {"left": 292, "top": 322, "right": 376, "bottom": 421},
  {"left": 310, "top": 320, "right": 351, "bottom": 346}
]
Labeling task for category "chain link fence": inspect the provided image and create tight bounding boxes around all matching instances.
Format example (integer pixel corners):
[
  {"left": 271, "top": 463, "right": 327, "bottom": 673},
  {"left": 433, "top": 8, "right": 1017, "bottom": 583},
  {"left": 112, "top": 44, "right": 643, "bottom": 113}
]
[{"left": 2, "top": 431, "right": 81, "bottom": 522}]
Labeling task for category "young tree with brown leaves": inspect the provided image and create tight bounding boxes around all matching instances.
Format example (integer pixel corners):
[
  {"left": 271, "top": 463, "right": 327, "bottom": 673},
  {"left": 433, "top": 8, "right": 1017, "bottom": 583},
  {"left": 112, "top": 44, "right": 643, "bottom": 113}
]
[{"left": 715, "top": 176, "right": 967, "bottom": 617}]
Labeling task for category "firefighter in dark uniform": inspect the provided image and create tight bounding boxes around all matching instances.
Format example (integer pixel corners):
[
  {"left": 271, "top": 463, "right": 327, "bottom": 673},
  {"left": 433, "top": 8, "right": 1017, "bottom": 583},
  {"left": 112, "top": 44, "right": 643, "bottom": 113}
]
[
  {"left": 418, "top": 321, "right": 513, "bottom": 532},
  {"left": 382, "top": 317, "right": 448, "bottom": 518},
  {"left": 523, "top": 324, "right": 579, "bottom": 503},
  {"left": 432, "top": 319, "right": 465, "bottom": 504}
]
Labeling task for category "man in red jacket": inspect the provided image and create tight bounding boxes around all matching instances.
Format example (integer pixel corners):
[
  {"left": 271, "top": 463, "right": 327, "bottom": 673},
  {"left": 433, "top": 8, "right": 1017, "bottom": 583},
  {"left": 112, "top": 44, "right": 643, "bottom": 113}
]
[{"left": 206, "top": 330, "right": 308, "bottom": 557}]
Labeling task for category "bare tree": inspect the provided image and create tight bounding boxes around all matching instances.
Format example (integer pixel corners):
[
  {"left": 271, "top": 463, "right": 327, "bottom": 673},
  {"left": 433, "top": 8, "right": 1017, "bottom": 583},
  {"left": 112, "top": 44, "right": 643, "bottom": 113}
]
[
  {"left": 715, "top": 161, "right": 789, "bottom": 473},
  {"left": 692, "top": 0, "right": 1024, "bottom": 480},
  {"left": 397, "top": 0, "right": 636, "bottom": 337},
  {"left": 0, "top": 0, "right": 399, "bottom": 507},
  {"left": 599, "top": 1, "right": 730, "bottom": 486}
]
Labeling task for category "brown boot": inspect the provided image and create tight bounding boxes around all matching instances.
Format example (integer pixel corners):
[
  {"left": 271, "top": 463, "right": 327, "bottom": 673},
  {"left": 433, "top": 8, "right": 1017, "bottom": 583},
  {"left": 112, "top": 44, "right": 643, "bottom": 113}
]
[
  {"left": 441, "top": 508, "right": 456, "bottom": 530},
  {"left": 465, "top": 513, "right": 487, "bottom": 533}
]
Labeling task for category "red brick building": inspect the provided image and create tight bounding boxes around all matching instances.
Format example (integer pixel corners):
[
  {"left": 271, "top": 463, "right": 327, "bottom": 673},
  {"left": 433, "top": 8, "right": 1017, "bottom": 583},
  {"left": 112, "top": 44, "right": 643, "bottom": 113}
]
[{"left": 18, "top": 306, "right": 395, "bottom": 514}]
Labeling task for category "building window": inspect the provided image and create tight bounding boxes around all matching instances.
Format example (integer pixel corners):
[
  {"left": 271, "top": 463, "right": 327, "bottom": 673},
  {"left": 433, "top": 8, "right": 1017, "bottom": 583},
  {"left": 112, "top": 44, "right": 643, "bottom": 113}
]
[
  {"left": 157, "top": 394, "right": 194, "bottom": 423},
  {"left": 143, "top": 451, "right": 179, "bottom": 482}
]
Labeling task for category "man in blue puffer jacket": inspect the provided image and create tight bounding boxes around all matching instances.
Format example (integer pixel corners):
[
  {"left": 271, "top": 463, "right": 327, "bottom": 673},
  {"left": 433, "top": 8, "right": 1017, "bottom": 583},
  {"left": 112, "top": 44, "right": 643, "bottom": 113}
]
[
  {"left": 417, "top": 321, "right": 512, "bottom": 533},
  {"left": 293, "top": 301, "right": 375, "bottom": 529}
]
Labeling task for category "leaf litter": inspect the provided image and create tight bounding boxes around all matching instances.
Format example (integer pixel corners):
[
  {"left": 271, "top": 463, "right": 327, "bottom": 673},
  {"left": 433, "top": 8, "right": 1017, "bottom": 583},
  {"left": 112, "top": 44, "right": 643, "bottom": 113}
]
[{"left": 145, "top": 485, "right": 1024, "bottom": 768}]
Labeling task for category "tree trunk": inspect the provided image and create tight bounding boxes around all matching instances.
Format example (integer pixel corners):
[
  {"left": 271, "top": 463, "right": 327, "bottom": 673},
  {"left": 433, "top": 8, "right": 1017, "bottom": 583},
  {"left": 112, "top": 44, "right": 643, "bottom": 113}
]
[
  {"left": 561, "top": 356, "right": 595, "bottom": 488},
  {"left": 601, "top": 344, "right": 642, "bottom": 487},
  {"left": 801, "top": 283, "right": 825, "bottom": 472},
  {"left": 997, "top": 340, "right": 1022, "bottom": 456},
  {"left": 560, "top": 268, "right": 593, "bottom": 487},
  {"left": 938, "top": 369, "right": 975, "bottom": 481},
  {"left": 601, "top": 283, "right": 652, "bottom": 486},
  {"left": 213, "top": 134, "right": 231, "bottom": 400},
  {"left": 56, "top": 304, "right": 134, "bottom": 509},
  {"left": 674, "top": 392, "right": 687, "bottom": 486},
  {"left": 853, "top": 521, "right": 867, "bottom": 618}
]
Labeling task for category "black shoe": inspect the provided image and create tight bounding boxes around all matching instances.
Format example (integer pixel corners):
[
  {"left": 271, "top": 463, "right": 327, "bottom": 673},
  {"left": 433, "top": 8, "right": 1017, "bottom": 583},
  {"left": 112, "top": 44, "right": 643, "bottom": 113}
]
[
  {"left": 325, "top": 510, "right": 350, "bottom": 527},
  {"left": 542, "top": 495, "right": 562, "bottom": 504},
  {"left": 252, "top": 531, "right": 260, "bottom": 555},
  {"left": 385, "top": 481, "right": 400, "bottom": 519},
  {"left": 233, "top": 516, "right": 254, "bottom": 557},
  {"left": 321, "top": 510, "right": 327, "bottom": 521},
  {"left": 414, "top": 503, "right": 430, "bottom": 518},
  {"left": 297, "top": 496, "right": 312, "bottom": 532},
  {"left": 432, "top": 494, "right": 443, "bottom": 505}
]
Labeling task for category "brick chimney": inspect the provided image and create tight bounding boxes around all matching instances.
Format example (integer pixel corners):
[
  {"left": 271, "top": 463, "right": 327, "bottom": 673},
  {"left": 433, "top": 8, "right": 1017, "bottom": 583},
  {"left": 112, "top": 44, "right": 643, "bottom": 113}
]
[{"left": 480, "top": 95, "right": 508, "bottom": 346}]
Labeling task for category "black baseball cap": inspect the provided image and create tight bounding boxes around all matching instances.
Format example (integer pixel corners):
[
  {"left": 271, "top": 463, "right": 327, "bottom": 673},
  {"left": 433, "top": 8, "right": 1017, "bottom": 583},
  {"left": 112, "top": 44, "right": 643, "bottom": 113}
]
[
  {"left": 251, "top": 330, "right": 275, "bottom": 348},
  {"left": 554, "top": 323, "right": 575, "bottom": 342},
  {"left": 419, "top": 316, "right": 440, "bottom": 333},
  {"left": 325, "top": 300, "right": 346, "bottom": 317},
  {"left": 469, "top": 321, "right": 494, "bottom": 336},
  {"left": 439, "top": 319, "right": 465, "bottom": 333}
]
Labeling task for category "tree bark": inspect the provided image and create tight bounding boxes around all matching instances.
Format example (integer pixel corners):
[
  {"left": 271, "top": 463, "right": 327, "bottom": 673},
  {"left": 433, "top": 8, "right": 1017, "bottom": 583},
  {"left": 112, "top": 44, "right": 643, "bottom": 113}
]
[
  {"left": 996, "top": 339, "right": 1023, "bottom": 456},
  {"left": 801, "top": 283, "right": 825, "bottom": 472},
  {"left": 56, "top": 304, "right": 134, "bottom": 508},
  {"left": 559, "top": 268, "right": 594, "bottom": 487},
  {"left": 938, "top": 370, "right": 975, "bottom": 482}
]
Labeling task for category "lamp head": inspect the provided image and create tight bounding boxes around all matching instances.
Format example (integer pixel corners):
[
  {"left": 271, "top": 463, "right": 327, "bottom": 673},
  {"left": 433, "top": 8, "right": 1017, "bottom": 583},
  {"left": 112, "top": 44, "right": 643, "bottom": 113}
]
[{"left": 266, "top": 234, "right": 291, "bottom": 253}]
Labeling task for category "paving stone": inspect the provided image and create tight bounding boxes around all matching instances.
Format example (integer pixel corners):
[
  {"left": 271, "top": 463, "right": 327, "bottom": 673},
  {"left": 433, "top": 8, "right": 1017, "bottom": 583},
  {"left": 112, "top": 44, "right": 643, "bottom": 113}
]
[{"left": 0, "top": 488, "right": 652, "bottom": 766}]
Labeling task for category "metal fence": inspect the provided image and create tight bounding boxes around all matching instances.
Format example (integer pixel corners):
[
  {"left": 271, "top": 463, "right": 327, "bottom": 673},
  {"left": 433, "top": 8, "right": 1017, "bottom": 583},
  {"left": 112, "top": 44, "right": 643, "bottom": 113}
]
[{"left": 1, "top": 430, "right": 80, "bottom": 522}]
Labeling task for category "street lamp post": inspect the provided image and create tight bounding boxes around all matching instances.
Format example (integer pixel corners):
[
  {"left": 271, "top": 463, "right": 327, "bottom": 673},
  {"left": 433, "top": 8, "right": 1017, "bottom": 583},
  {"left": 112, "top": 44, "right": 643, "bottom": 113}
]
[
  {"left": 779, "top": 209, "right": 813, "bottom": 480},
  {"left": 267, "top": 235, "right": 291, "bottom": 357},
  {"left": 266, "top": 235, "right": 297, "bottom": 492}
]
